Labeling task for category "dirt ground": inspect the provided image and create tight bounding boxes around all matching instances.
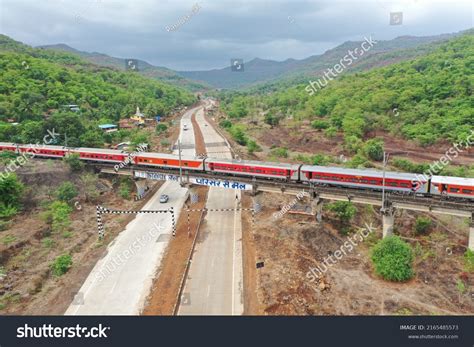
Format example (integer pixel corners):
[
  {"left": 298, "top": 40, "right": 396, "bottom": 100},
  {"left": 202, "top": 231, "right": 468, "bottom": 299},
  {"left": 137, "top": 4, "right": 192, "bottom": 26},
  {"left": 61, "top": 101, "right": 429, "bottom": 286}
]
[
  {"left": 241, "top": 191, "right": 473, "bottom": 315},
  {"left": 0, "top": 160, "right": 163, "bottom": 314},
  {"left": 141, "top": 187, "right": 208, "bottom": 315}
]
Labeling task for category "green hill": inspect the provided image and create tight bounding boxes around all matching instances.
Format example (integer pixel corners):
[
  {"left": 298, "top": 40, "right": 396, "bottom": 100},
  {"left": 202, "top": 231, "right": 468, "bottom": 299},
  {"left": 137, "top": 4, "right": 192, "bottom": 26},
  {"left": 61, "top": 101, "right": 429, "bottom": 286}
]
[
  {"left": 220, "top": 32, "right": 473, "bottom": 147},
  {"left": 37, "top": 43, "right": 209, "bottom": 92},
  {"left": 0, "top": 35, "right": 196, "bottom": 147}
]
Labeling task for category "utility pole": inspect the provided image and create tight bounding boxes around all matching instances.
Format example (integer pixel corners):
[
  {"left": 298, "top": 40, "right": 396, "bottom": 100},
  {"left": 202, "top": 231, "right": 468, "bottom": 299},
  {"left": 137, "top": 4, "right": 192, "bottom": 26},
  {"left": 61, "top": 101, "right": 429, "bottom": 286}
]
[
  {"left": 381, "top": 151, "right": 389, "bottom": 212},
  {"left": 178, "top": 139, "right": 183, "bottom": 185}
]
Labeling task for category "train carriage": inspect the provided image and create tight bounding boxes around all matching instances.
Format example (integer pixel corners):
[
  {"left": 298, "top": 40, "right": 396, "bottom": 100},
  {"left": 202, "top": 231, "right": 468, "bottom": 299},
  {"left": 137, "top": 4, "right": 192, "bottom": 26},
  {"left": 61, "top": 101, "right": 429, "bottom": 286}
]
[
  {"left": 18, "top": 144, "right": 68, "bottom": 158},
  {"left": 430, "top": 176, "right": 474, "bottom": 200},
  {"left": 0, "top": 142, "right": 18, "bottom": 153},
  {"left": 205, "top": 158, "right": 301, "bottom": 181},
  {"left": 71, "top": 147, "right": 128, "bottom": 163},
  {"left": 299, "top": 165, "right": 429, "bottom": 193},
  {"left": 134, "top": 152, "right": 205, "bottom": 171}
]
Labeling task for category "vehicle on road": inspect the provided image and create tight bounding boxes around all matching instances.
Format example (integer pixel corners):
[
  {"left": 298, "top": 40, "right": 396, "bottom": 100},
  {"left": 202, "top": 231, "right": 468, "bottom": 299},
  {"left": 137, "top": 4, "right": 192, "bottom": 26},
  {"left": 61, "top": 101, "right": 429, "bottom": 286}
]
[
  {"left": 183, "top": 124, "right": 188, "bottom": 131},
  {"left": 159, "top": 194, "right": 169, "bottom": 203}
]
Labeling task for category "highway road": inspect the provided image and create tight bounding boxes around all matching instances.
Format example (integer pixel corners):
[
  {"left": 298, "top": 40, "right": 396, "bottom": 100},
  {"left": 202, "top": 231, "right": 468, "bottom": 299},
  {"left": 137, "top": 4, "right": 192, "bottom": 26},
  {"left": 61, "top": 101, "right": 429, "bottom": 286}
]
[
  {"left": 65, "top": 105, "right": 198, "bottom": 315},
  {"left": 178, "top": 102, "right": 244, "bottom": 315}
]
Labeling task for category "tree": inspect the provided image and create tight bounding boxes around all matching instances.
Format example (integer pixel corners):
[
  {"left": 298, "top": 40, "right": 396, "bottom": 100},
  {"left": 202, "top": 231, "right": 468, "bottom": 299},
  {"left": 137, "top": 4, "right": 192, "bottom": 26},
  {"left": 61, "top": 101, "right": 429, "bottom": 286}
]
[
  {"left": 64, "top": 153, "right": 84, "bottom": 172},
  {"left": 264, "top": 112, "right": 281, "bottom": 127},
  {"left": 55, "top": 182, "right": 78, "bottom": 203},
  {"left": 0, "top": 173, "right": 24, "bottom": 218},
  {"left": 42, "top": 201, "right": 72, "bottom": 234},
  {"left": 50, "top": 254, "right": 72, "bottom": 277},
  {"left": 371, "top": 236, "right": 414, "bottom": 282},
  {"left": 363, "top": 139, "right": 384, "bottom": 161},
  {"left": 413, "top": 216, "right": 432, "bottom": 235},
  {"left": 326, "top": 201, "right": 356, "bottom": 225},
  {"left": 155, "top": 123, "right": 168, "bottom": 134}
]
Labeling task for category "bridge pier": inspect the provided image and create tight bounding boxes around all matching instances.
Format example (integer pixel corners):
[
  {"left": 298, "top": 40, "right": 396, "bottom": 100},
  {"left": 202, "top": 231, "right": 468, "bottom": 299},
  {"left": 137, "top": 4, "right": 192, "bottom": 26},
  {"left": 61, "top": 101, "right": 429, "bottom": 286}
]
[
  {"left": 134, "top": 179, "right": 150, "bottom": 200},
  {"left": 381, "top": 208, "right": 395, "bottom": 238},
  {"left": 188, "top": 186, "right": 199, "bottom": 205},
  {"left": 311, "top": 197, "right": 324, "bottom": 223}
]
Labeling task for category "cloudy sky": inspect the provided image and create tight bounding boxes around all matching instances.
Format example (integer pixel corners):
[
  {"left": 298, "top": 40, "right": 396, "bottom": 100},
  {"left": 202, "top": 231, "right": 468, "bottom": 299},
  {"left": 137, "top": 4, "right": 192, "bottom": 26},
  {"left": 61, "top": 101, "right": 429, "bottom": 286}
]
[{"left": 0, "top": 0, "right": 472, "bottom": 70}]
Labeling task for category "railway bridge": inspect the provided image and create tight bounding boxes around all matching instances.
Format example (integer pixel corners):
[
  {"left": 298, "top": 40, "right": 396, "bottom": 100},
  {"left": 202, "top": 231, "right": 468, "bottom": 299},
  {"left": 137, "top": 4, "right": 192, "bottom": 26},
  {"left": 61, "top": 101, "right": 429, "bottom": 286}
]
[{"left": 97, "top": 164, "right": 474, "bottom": 251}]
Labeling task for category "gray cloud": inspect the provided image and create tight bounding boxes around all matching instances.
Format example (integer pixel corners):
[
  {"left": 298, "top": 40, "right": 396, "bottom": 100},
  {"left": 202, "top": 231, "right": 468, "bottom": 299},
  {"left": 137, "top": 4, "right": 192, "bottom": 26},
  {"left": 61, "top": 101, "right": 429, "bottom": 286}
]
[{"left": 0, "top": 0, "right": 472, "bottom": 70}]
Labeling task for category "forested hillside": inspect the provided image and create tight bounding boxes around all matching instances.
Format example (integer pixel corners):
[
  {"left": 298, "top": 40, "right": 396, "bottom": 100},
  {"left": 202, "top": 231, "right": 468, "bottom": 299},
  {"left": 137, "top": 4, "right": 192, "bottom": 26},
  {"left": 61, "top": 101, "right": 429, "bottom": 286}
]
[
  {"left": 0, "top": 35, "right": 195, "bottom": 147},
  {"left": 220, "top": 33, "right": 473, "bottom": 147}
]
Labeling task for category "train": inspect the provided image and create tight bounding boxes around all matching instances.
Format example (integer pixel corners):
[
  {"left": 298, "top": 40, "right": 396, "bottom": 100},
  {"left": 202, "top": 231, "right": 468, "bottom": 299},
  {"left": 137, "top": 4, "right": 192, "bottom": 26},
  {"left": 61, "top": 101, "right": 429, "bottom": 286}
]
[{"left": 1, "top": 142, "right": 473, "bottom": 201}]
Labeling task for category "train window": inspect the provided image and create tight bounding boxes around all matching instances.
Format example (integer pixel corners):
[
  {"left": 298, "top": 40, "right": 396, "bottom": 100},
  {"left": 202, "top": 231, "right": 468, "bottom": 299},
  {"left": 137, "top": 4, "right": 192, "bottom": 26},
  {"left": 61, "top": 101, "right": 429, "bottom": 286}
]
[
  {"left": 400, "top": 183, "right": 409, "bottom": 187},
  {"left": 361, "top": 179, "right": 368, "bottom": 183},
  {"left": 388, "top": 182, "right": 398, "bottom": 186},
  {"left": 369, "top": 180, "right": 377, "bottom": 184},
  {"left": 184, "top": 162, "right": 188, "bottom": 166},
  {"left": 462, "top": 189, "right": 472, "bottom": 194},
  {"left": 449, "top": 188, "right": 459, "bottom": 193},
  {"left": 163, "top": 160, "right": 168, "bottom": 164}
]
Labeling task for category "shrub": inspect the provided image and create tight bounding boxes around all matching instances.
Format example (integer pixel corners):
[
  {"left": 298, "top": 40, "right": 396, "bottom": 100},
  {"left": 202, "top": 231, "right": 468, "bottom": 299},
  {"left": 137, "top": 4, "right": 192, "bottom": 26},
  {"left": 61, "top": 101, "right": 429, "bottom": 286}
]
[
  {"left": 55, "top": 182, "right": 78, "bottom": 203},
  {"left": 465, "top": 249, "right": 474, "bottom": 272},
  {"left": 311, "top": 154, "right": 331, "bottom": 166},
  {"left": 155, "top": 123, "right": 168, "bottom": 134},
  {"left": 1, "top": 234, "right": 16, "bottom": 246},
  {"left": 119, "top": 178, "right": 133, "bottom": 199},
  {"left": 311, "top": 119, "right": 329, "bottom": 130},
  {"left": 247, "top": 140, "right": 261, "bottom": 154},
  {"left": 363, "top": 138, "right": 384, "bottom": 161},
  {"left": 50, "top": 254, "right": 72, "bottom": 277},
  {"left": 371, "top": 236, "right": 414, "bottom": 282},
  {"left": 64, "top": 153, "right": 84, "bottom": 172},
  {"left": 229, "top": 125, "right": 248, "bottom": 145},
  {"left": 326, "top": 201, "right": 356, "bottom": 225},
  {"left": 219, "top": 119, "right": 232, "bottom": 129},
  {"left": 42, "top": 201, "right": 72, "bottom": 233},
  {"left": 413, "top": 216, "right": 432, "bottom": 235},
  {"left": 271, "top": 147, "right": 288, "bottom": 158}
]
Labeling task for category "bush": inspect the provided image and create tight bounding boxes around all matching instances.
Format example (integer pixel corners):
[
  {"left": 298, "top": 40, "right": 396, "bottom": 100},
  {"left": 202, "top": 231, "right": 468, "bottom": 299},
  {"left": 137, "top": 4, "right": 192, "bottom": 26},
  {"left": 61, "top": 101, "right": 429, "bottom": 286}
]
[
  {"left": 247, "top": 140, "right": 261, "bottom": 154},
  {"left": 264, "top": 112, "right": 281, "bottom": 127},
  {"left": 413, "top": 216, "right": 432, "bottom": 235},
  {"left": 0, "top": 173, "right": 24, "bottom": 217},
  {"left": 371, "top": 236, "right": 414, "bottom": 281},
  {"left": 311, "top": 119, "right": 329, "bottom": 130},
  {"left": 326, "top": 201, "right": 356, "bottom": 225},
  {"left": 50, "top": 254, "right": 72, "bottom": 277},
  {"left": 311, "top": 154, "right": 331, "bottom": 166},
  {"left": 229, "top": 125, "right": 248, "bottom": 145},
  {"left": 55, "top": 182, "right": 78, "bottom": 203},
  {"left": 155, "top": 123, "right": 168, "bottom": 134},
  {"left": 64, "top": 153, "right": 84, "bottom": 172},
  {"left": 465, "top": 249, "right": 474, "bottom": 272},
  {"left": 271, "top": 147, "right": 288, "bottom": 158},
  {"left": 219, "top": 119, "right": 232, "bottom": 129},
  {"left": 42, "top": 201, "right": 72, "bottom": 233},
  {"left": 119, "top": 178, "right": 133, "bottom": 199},
  {"left": 363, "top": 138, "right": 384, "bottom": 161}
]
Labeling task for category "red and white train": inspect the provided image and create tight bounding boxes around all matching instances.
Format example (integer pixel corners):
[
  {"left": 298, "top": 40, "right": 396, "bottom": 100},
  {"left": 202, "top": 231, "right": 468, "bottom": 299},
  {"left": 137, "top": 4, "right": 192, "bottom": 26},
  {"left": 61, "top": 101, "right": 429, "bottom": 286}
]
[{"left": 1, "top": 142, "right": 473, "bottom": 201}]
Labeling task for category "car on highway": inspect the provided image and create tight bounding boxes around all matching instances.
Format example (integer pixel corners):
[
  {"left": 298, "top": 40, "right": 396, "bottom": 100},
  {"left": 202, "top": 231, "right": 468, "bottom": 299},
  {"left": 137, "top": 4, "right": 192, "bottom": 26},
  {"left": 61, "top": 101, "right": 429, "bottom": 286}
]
[
  {"left": 183, "top": 124, "right": 188, "bottom": 131},
  {"left": 159, "top": 194, "right": 169, "bottom": 203}
]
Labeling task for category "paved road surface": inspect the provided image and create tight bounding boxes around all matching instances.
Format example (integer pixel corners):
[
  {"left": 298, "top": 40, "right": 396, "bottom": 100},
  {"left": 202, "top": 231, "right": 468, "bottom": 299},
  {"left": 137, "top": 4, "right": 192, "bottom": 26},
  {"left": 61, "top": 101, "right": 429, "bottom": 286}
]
[
  {"left": 178, "top": 103, "right": 244, "bottom": 315},
  {"left": 65, "top": 105, "right": 199, "bottom": 315}
]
